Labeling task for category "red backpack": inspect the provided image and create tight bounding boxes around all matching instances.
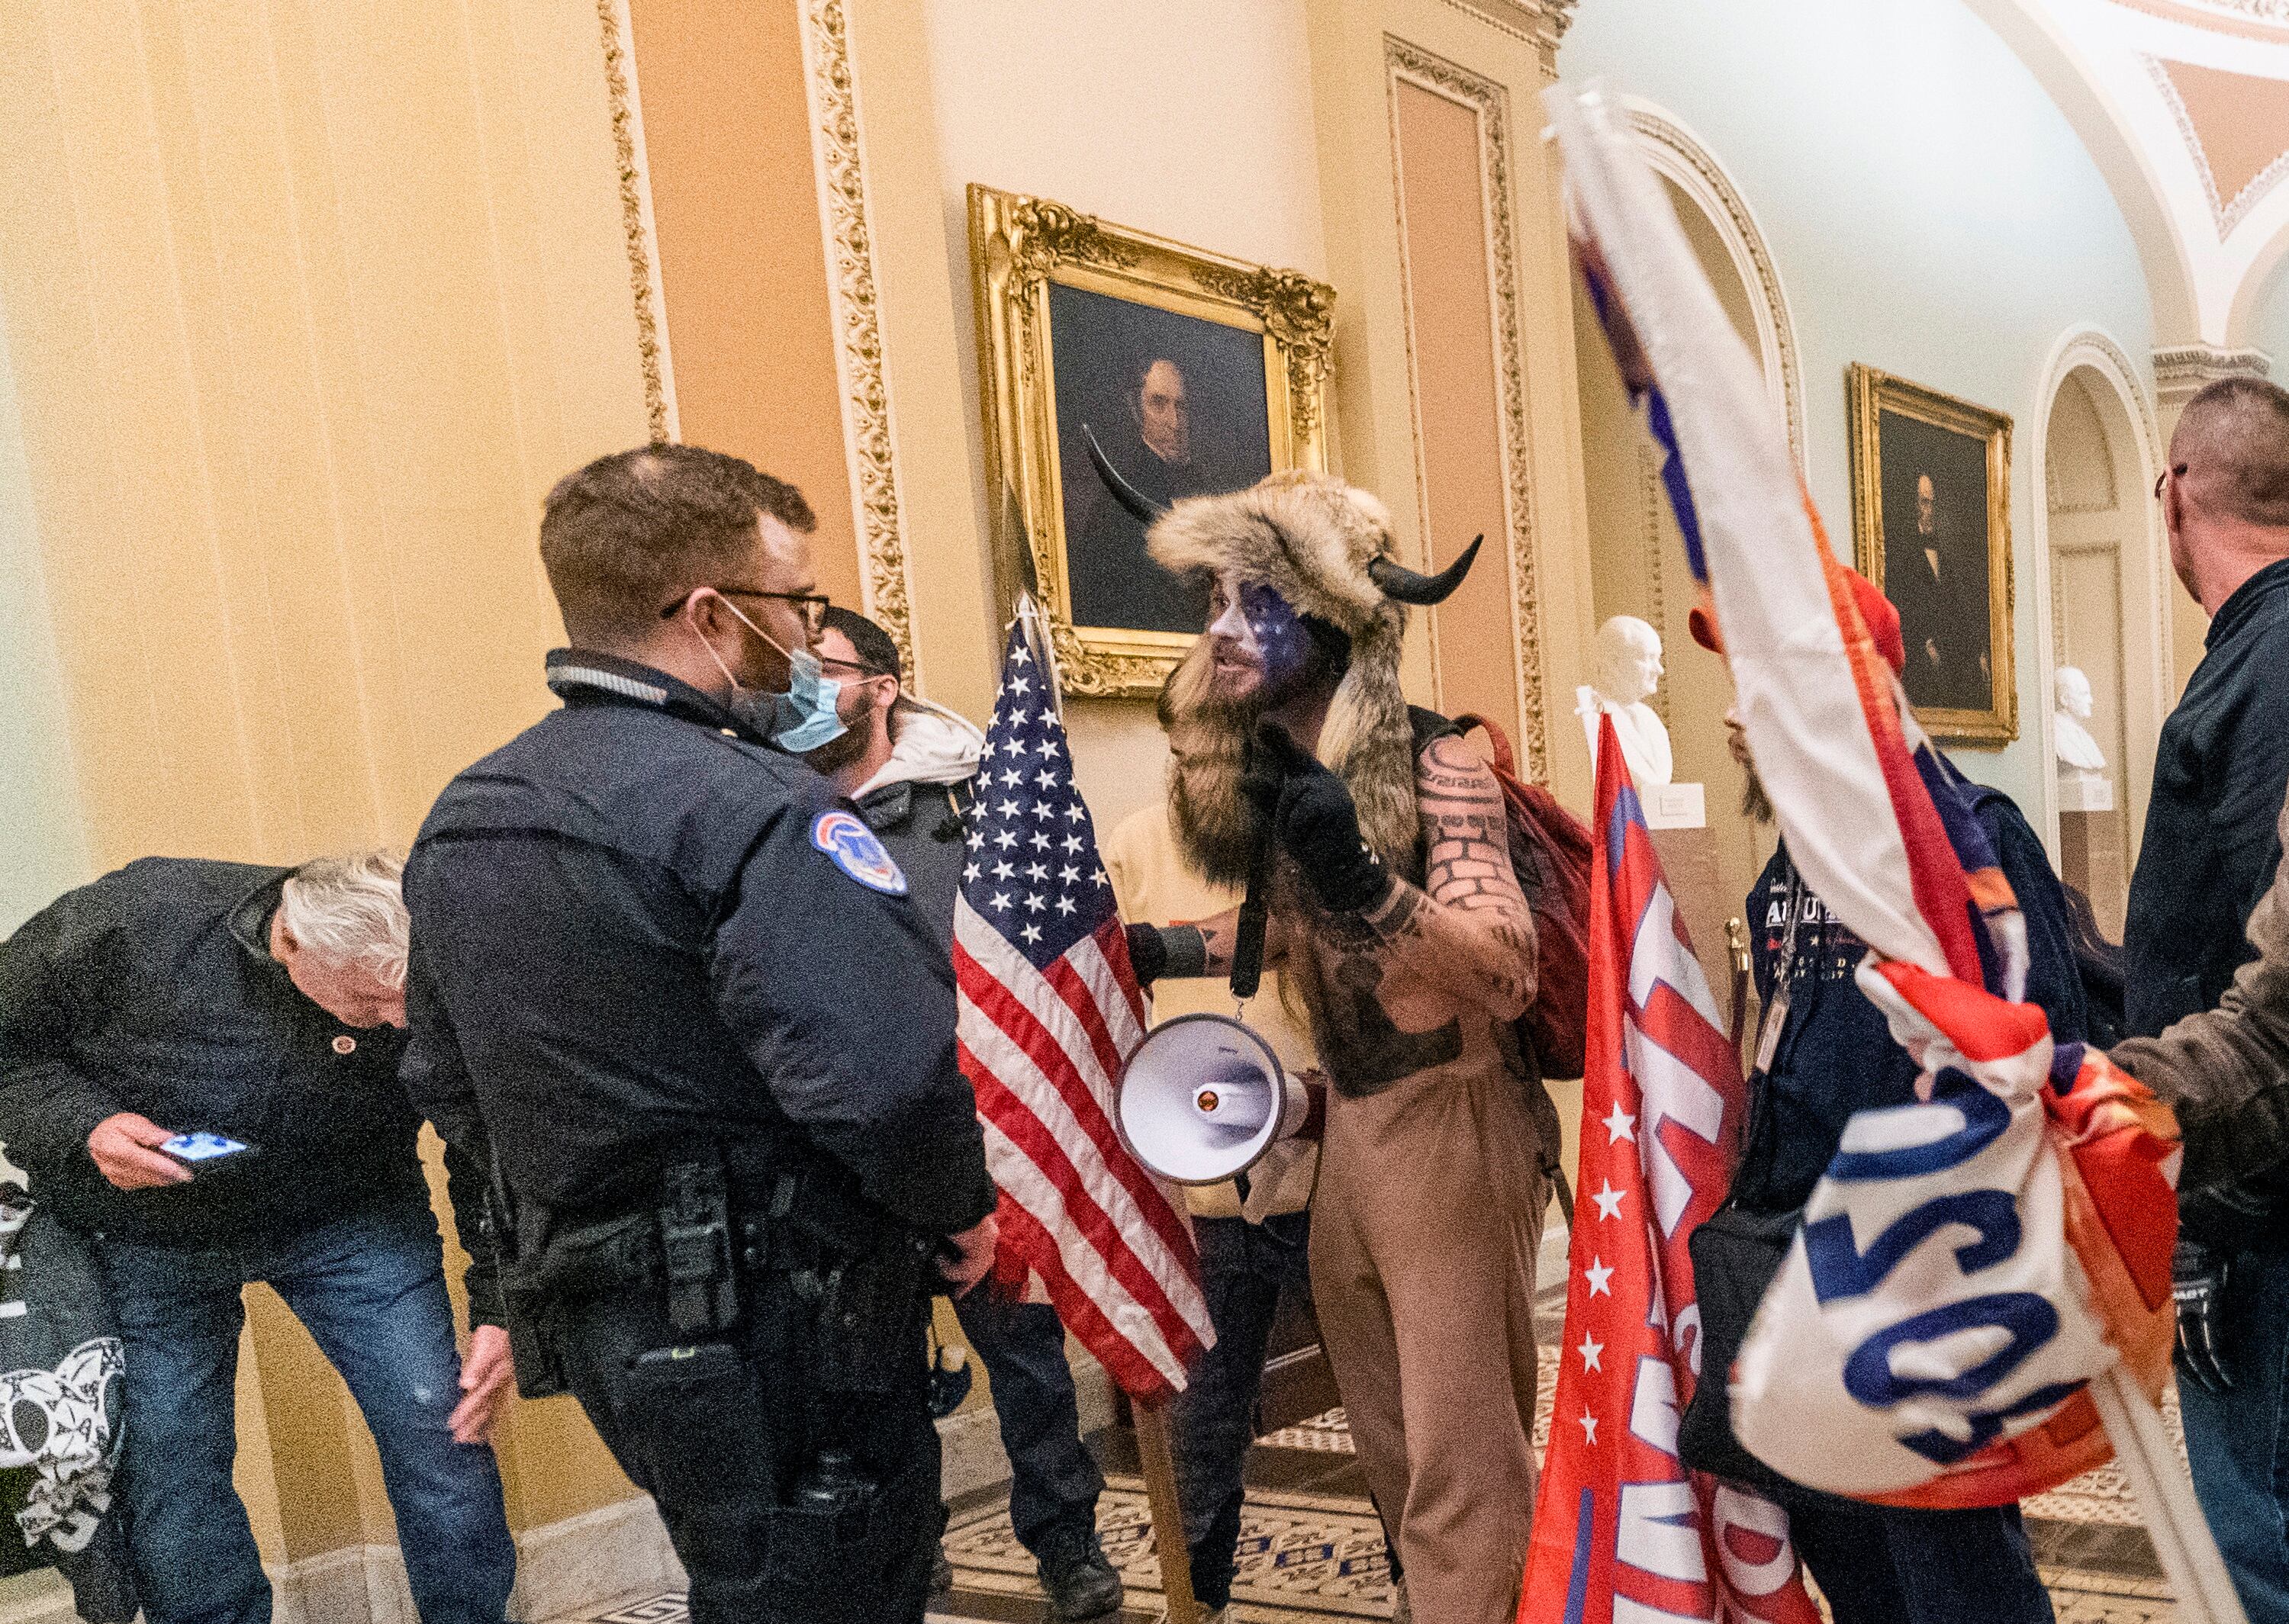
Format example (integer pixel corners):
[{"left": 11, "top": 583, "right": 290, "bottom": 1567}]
[{"left": 1450, "top": 712, "right": 1593, "bottom": 1081}]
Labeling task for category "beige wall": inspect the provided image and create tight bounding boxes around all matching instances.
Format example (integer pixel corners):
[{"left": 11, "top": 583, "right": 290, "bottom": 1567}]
[{"left": 0, "top": 0, "right": 655, "bottom": 1571}]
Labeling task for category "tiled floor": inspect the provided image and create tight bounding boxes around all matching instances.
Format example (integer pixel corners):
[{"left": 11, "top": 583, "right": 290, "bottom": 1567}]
[{"left": 554, "top": 1228, "right": 2195, "bottom": 1622}]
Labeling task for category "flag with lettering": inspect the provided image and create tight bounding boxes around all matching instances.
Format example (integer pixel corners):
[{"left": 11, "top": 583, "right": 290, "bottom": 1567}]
[
  {"left": 952, "top": 616, "right": 1215, "bottom": 1402},
  {"left": 1546, "top": 79, "right": 2181, "bottom": 1513},
  {"left": 1519, "top": 720, "right": 1821, "bottom": 1624}
]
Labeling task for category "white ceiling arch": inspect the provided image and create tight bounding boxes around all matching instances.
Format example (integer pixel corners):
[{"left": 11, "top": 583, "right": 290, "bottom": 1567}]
[{"left": 1969, "top": 0, "right": 2289, "bottom": 349}]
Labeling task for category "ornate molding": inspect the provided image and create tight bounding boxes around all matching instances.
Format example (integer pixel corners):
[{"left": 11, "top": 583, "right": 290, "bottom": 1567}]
[
  {"left": 2153, "top": 342, "right": 2275, "bottom": 403},
  {"left": 1431, "top": 0, "right": 1578, "bottom": 66},
  {"left": 798, "top": 0, "right": 917, "bottom": 680},
  {"left": 1386, "top": 37, "right": 1550, "bottom": 780},
  {"left": 597, "top": 0, "right": 671, "bottom": 444},
  {"left": 2146, "top": 53, "right": 2289, "bottom": 238},
  {"left": 1624, "top": 104, "right": 1807, "bottom": 468},
  {"left": 1194, "top": 265, "right": 1337, "bottom": 444}
]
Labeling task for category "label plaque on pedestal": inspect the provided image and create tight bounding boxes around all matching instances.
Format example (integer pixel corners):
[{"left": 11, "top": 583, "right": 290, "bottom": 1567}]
[
  {"left": 2056, "top": 773, "right": 2114, "bottom": 813},
  {"left": 1643, "top": 782, "right": 1707, "bottom": 830}
]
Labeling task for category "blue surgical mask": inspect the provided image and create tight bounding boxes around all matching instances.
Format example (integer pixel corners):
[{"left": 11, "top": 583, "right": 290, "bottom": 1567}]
[
  {"left": 769, "top": 647, "right": 848, "bottom": 754},
  {"left": 687, "top": 596, "right": 848, "bottom": 753}
]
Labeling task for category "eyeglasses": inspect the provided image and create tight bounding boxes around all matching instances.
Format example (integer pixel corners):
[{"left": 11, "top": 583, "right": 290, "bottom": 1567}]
[
  {"left": 814, "top": 653, "right": 896, "bottom": 682},
  {"left": 661, "top": 586, "right": 832, "bottom": 635},
  {"left": 2155, "top": 463, "right": 2188, "bottom": 501}
]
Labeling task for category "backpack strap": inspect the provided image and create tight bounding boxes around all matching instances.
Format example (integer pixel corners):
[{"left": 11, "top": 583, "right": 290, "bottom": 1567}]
[
  {"left": 1408, "top": 705, "right": 1463, "bottom": 758},
  {"left": 1448, "top": 712, "right": 1517, "bottom": 780}
]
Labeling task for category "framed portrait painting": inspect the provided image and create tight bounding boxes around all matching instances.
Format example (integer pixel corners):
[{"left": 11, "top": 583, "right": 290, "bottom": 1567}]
[
  {"left": 969, "top": 184, "right": 1335, "bottom": 696},
  {"left": 1848, "top": 365, "right": 2017, "bottom": 744}
]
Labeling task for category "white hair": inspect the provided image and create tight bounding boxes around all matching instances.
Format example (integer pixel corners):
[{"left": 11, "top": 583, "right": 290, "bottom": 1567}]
[{"left": 278, "top": 851, "right": 410, "bottom": 990}]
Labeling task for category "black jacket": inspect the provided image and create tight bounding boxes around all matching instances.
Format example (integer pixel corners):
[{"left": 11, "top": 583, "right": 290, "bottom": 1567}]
[
  {"left": 852, "top": 776, "right": 974, "bottom": 951},
  {"left": 401, "top": 651, "right": 996, "bottom": 1240},
  {"left": 1734, "top": 789, "right": 2088, "bottom": 1215},
  {"left": 2125, "top": 557, "right": 2289, "bottom": 1038},
  {"left": 0, "top": 860, "right": 471, "bottom": 1256}
]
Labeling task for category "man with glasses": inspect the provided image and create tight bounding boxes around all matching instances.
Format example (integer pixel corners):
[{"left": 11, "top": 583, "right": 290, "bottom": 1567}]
[
  {"left": 803, "top": 606, "right": 1125, "bottom": 1622},
  {"left": 401, "top": 445, "right": 999, "bottom": 1624},
  {"left": 2123, "top": 376, "right": 2289, "bottom": 1620}
]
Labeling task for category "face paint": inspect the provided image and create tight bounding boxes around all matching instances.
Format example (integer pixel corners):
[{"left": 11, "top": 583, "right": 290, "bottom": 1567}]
[{"left": 1239, "top": 582, "right": 1312, "bottom": 693}]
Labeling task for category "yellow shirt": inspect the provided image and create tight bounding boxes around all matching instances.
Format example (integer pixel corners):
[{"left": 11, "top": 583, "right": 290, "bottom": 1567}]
[{"left": 1101, "top": 800, "right": 1319, "bottom": 1221}]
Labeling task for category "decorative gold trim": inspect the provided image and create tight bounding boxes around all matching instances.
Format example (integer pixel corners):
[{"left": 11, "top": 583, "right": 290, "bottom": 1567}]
[
  {"left": 967, "top": 185, "right": 1334, "bottom": 698},
  {"left": 597, "top": 0, "right": 669, "bottom": 444},
  {"left": 799, "top": 0, "right": 917, "bottom": 680},
  {"left": 1623, "top": 105, "right": 1807, "bottom": 469},
  {"left": 1847, "top": 364, "right": 2018, "bottom": 746},
  {"left": 1385, "top": 39, "right": 1550, "bottom": 780}
]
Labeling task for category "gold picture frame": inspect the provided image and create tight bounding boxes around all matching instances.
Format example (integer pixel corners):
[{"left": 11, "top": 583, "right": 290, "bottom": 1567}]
[
  {"left": 969, "top": 183, "right": 1335, "bottom": 697},
  {"left": 1847, "top": 364, "right": 2017, "bottom": 745}
]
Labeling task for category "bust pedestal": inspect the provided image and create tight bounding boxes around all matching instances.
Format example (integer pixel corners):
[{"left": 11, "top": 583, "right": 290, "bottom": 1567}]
[
  {"left": 1646, "top": 808, "right": 1736, "bottom": 1028},
  {"left": 2057, "top": 775, "right": 2126, "bottom": 941}
]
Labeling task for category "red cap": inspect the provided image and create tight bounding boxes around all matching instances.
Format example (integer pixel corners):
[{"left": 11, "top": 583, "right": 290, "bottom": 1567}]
[{"left": 1689, "top": 569, "right": 1904, "bottom": 676}]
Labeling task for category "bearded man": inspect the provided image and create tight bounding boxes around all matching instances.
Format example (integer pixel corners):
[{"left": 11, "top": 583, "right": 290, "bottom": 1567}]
[{"left": 1109, "top": 469, "right": 1546, "bottom": 1624}]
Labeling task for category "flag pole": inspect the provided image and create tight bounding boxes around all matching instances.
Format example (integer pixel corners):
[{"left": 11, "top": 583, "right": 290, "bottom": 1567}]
[
  {"left": 1005, "top": 585, "right": 1198, "bottom": 1623},
  {"left": 2088, "top": 1368, "right": 2247, "bottom": 1624},
  {"left": 1134, "top": 1400, "right": 1202, "bottom": 1624}
]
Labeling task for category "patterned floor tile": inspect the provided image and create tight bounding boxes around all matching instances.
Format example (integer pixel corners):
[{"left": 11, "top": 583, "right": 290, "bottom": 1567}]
[{"left": 947, "top": 1475, "right": 1392, "bottom": 1619}]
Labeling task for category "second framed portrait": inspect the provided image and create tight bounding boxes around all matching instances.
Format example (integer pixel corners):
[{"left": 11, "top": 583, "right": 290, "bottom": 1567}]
[
  {"left": 1847, "top": 365, "right": 2017, "bottom": 744},
  {"left": 970, "top": 184, "right": 1334, "bottom": 696}
]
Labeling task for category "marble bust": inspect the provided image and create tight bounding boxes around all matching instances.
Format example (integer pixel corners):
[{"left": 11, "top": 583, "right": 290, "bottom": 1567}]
[
  {"left": 2053, "top": 666, "right": 2107, "bottom": 775},
  {"left": 1577, "top": 615, "right": 1674, "bottom": 786}
]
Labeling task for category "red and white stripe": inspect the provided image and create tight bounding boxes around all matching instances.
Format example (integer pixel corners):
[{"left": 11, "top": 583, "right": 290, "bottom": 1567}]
[{"left": 954, "top": 903, "right": 1213, "bottom": 1400}]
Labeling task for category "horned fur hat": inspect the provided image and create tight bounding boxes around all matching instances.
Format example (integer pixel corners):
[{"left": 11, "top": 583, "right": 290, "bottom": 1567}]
[{"left": 1137, "top": 465, "right": 1480, "bottom": 879}]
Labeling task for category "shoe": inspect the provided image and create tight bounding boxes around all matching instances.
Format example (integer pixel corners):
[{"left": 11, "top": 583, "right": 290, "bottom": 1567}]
[
  {"left": 1036, "top": 1526, "right": 1125, "bottom": 1621},
  {"left": 930, "top": 1546, "right": 954, "bottom": 1594}
]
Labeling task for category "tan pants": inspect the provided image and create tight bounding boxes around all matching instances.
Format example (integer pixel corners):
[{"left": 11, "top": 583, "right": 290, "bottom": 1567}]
[{"left": 1309, "top": 1051, "right": 1545, "bottom": 1624}]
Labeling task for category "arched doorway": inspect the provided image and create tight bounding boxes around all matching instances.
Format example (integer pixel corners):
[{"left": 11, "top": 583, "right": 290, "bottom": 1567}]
[
  {"left": 1571, "top": 105, "right": 1801, "bottom": 995},
  {"left": 2037, "top": 340, "right": 2167, "bottom": 941}
]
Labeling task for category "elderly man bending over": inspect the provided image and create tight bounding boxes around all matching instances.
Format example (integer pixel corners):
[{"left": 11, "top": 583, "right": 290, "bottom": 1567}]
[{"left": 0, "top": 853, "right": 515, "bottom": 1624}]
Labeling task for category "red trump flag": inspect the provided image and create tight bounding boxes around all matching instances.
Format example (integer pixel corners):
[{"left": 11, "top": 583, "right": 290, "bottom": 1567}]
[{"left": 1518, "top": 720, "right": 1818, "bottom": 1624}]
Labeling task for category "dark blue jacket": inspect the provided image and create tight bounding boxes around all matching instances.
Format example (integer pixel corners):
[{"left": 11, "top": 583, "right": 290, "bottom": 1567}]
[
  {"left": 401, "top": 651, "right": 996, "bottom": 1239},
  {"left": 1733, "top": 788, "right": 2088, "bottom": 1215},
  {"left": 2124, "top": 557, "right": 2289, "bottom": 1038}
]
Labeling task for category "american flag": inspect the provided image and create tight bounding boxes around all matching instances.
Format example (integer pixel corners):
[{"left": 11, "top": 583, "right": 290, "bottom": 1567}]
[
  {"left": 1519, "top": 722, "right": 1818, "bottom": 1624},
  {"left": 952, "top": 616, "right": 1213, "bottom": 1401}
]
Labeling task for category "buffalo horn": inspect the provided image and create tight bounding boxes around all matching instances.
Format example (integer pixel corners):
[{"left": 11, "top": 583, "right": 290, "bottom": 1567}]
[
  {"left": 1082, "top": 423, "right": 1168, "bottom": 523},
  {"left": 1368, "top": 535, "right": 1483, "bottom": 605}
]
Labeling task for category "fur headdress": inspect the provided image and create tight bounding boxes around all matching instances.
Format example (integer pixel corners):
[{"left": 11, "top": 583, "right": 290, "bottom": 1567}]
[{"left": 1138, "top": 468, "right": 1480, "bottom": 882}]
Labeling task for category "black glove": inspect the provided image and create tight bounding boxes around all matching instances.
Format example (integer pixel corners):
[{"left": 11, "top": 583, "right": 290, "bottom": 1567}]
[
  {"left": 2174, "top": 1236, "right": 2235, "bottom": 1395},
  {"left": 1251, "top": 723, "right": 1390, "bottom": 916},
  {"left": 1125, "top": 923, "right": 1168, "bottom": 986}
]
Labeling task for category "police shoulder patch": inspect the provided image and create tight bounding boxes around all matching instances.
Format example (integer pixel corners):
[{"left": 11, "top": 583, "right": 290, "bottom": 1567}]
[{"left": 810, "top": 809, "right": 908, "bottom": 896}]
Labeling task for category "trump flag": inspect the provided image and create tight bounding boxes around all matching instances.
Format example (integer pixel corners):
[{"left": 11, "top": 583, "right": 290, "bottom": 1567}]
[{"left": 1518, "top": 719, "right": 1819, "bottom": 1624}]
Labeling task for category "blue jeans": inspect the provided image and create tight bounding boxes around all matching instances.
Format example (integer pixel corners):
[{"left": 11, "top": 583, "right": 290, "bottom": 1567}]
[
  {"left": 2182, "top": 1246, "right": 2289, "bottom": 1622},
  {"left": 951, "top": 1287, "right": 1103, "bottom": 1557},
  {"left": 1779, "top": 1492, "right": 2052, "bottom": 1624},
  {"left": 1167, "top": 1212, "right": 1312, "bottom": 1610},
  {"left": 100, "top": 1206, "right": 516, "bottom": 1624}
]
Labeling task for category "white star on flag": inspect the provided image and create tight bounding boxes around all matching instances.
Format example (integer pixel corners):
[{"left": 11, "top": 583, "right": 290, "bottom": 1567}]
[
  {"left": 1591, "top": 1181, "right": 1625, "bottom": 1220},
  {"left": 1602, "top": 1103, "right": 1636, "bottom": 1144},
  {"left": 963, "top": 864, "right": 980, "bottom": 883},
  {"left": 1577, "top": 1335, "right": 1604, "bottom": 1372},
  {"left": 1055, "top": 896, "right": 1077, "bottom": 916},
  {"left": 989, "top": 891, "right": 1012, "bottom": 912},
  {"left": 1019, "top": 923, "right": 1042, "bottom": 944},
  {"left": 1584, "top": 1258, "right": 1615, "bottom": 1298},
  {"left": 1578, "top": 1410, "right": 1599, "bottom": 1446}
]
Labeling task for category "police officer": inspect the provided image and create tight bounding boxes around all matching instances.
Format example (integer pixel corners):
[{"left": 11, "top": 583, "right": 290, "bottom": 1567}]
[{"left": 401, "top": 445, "right": 999, "bottom": 1624}]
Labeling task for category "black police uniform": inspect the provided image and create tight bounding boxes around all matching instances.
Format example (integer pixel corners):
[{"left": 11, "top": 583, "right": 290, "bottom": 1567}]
[{"left": 401, "top": 650, "right": 996, "bottom": 1624}]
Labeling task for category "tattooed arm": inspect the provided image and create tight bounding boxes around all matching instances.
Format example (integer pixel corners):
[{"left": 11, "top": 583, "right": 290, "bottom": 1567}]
[{"left": 1337, "top": 735, "right": 1537, "bottom": 1020}]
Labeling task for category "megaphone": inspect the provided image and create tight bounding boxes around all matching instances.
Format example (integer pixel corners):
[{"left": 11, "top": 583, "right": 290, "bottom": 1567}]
[{"left": 1115, "top": 1014, "right": 1315, "bottom": 1185}]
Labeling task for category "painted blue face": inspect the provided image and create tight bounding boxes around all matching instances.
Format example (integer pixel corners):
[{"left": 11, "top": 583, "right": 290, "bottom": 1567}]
[{"left": 1240, "top": 582, "right": 1312, "bottom": 690}]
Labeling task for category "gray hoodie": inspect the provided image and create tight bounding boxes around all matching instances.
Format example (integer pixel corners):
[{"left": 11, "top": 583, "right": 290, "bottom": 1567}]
[{"left": 850, "top": 706, "right": 986, "bottom": 953}]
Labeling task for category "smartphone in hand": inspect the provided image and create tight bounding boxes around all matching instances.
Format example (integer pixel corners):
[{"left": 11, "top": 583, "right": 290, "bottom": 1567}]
[{"left": 160, "top": 1132, "right": 256, "bottom": 1165}]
